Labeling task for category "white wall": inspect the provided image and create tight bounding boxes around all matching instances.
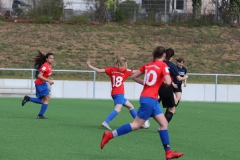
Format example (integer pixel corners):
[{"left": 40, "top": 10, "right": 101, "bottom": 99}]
[
  {"left": 0, "top": 78, "right": 240, "bottom": 102},
  {"left": 1, "top": 0, "right": 13, "bottom": 9}
]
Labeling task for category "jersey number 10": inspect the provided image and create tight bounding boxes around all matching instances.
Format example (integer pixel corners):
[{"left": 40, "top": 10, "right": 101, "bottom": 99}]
[{"left": 144, "top": 70, "right": 157, "bottom": 86}]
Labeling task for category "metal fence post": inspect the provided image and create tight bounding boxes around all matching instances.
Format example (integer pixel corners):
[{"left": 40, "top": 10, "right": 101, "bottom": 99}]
[
  {"left": 164, "top": 0, "right": 167, "bottom": 22},
  {"left": 93, "top": 71, "right": 96, "bottom": 99},
  {"left": 215, "top": 0, "right": 218, "bottom": 22},
  {"left": 31, "top": 69, "right": 34, "bottom": 96},
  {"left": 215, "top": 74, "right": 218, "bottom": 102}
]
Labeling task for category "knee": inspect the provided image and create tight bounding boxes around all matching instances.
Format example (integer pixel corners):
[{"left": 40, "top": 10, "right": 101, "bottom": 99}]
[
  {"left": 43, "top": 96, "right": 50, "bottom": 103},
  {"left": 130, "top": 122, "right": 141, "bottom": 130},
  {"left": 115, "top": 108, "right": 121, "bottom": 113},
  {"left": 159, "top": 121, "right": 168, "bottom": 130},
  {"left": 127, "top": 105, "right": 134, "bottom": 110}
]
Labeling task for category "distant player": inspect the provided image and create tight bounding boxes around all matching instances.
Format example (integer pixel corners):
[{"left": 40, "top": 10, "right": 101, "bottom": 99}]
[
  {"left": 158, "top": 48, "right": 188, "bottom": 123},
  {"left": 100, "top": 46, "right": 184, "bottom": 160},
  {"left": 172, "top": 57, "right": 187, "bottom": 106},
  {"left": 21, "top": 50, "right": 54, "bottom": 119},
  {"left": 87, "top": 57, "right": 149, "bottom": 130}
]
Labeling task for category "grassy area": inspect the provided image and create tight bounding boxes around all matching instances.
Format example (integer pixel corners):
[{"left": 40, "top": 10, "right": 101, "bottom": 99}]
[
  {"left": 0, "top": 21, "right": 239, "bottom": 82},
  {"left": 0, "top": 98, "right": 239, "bottom": 160}
]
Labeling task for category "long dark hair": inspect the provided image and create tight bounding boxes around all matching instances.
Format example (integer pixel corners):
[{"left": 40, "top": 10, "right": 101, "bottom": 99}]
[
  {"left": 152, "top": 46, "right": 166, "bottom": 61},
  {"left": 165, "top": 48, "right": 174, "bottom": 61},
  {"left": 33, "top": 50, "right": 54, "bottom": 68}
]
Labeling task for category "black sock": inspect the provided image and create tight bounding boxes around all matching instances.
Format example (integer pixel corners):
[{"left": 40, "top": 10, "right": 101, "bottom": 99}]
[{"left": 165, "top": 110, "right": 174, "bottom": 123}]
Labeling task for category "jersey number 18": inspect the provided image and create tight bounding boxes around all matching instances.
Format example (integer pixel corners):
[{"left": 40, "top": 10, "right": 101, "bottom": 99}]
[{"left": 112, "top": 75, "right": 123, "bottom": 87}]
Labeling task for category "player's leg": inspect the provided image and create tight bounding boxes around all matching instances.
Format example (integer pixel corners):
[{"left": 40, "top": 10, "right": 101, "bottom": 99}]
[
  {"left": 162, "top": 98, "right": 175, "bottom": 123},
  {"left": 123, "top": 100, "right": 137, "bottom": 118},
  {"left": 154, "top": 113, "right": 184, "bottom": 159},
  {"left": 124, "top": 100, "right": 150, "bottom": 128},
  {"left": 21, "top": 86, "right": 42, "bottom": 106},
  {"left": 102, "top": 94, "right": 126, "bottom": 130},
  {"left": 175, "top": 92, "right": 181, "bottom": 105},
  {"left": 101, "top": 116, "right": 145, "bottom": 149},
  {"left": 162, "top": 85, "right": 176, "bottom": 123},
  {"left": 101, "top": 104, "right": 122, "bottom": 130},
  {"left": 37, "top": 94, "right": 50, "bottom": 119},
  {"left": 101, "top": 97, "right": 152, "bottom": 149},
  {"left": 37, "top": 82, "right": 50, "bottom": 119}
]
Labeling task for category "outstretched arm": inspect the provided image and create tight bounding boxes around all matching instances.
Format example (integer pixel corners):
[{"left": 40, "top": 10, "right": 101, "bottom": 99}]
[{"left": 86, "top": 60, "right": 105, "bottom": 73}]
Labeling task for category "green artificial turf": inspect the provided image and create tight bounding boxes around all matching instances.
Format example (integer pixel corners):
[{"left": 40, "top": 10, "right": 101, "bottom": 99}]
[{"left": 0, "top": 98, "right": 239, "bottom": 160}]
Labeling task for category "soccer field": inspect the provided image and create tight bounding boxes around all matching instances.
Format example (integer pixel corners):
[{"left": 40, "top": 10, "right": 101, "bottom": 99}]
[{"left": 0, "top": 98, "right": 239, "bottom": 160}]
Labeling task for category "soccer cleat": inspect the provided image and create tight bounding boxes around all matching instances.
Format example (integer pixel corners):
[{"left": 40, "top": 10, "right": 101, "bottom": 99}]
[
  {"left": 165, "top": 150, "right": 184, "bottom": 160},
  {"left": 101, "top": 121, "right": 112, "bottom": 130},
  {"left": 22, "top": 95, "right": 30, "bottom": 106},
  {"left": 100, "top": 131, "right": 113, "bottom": 149},
  {"left": 37, "top": 115, "right": 47, "bottom": 119}
]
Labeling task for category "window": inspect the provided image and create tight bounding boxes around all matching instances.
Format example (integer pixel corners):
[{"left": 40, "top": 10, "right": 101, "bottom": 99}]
[
  {"left": 172, "top": 0, "right": 185, "bottom": 12},
  {"left": 176, "top": 0, "right": 184, "bottom": 10}
]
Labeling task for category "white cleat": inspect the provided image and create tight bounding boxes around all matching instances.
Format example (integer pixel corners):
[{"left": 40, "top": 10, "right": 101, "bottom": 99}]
[{"left": 101, "top": 121, "right": 112, "bottom": 130}]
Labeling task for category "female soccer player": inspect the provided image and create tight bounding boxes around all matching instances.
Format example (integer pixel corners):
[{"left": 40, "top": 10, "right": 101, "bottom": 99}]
[
  {"left": 21, "top": 50, "right": 54, "bottom": 119},
  {"left": 158, "top": 48, "right": 188, "bottom": 123},
  {"left": 87, "top": 57, "right": 149, "bottom": 130},
  {"left": 172, "top": 57, "right": 187, "bottom": 106},
  {"left": 100, "top": 46, "right": 184, "bottom": 160}
]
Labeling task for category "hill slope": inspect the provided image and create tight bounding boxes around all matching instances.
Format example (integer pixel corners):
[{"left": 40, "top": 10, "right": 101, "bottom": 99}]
[{"left": 0, "top": 21, "right": 239, "bottom": 82}]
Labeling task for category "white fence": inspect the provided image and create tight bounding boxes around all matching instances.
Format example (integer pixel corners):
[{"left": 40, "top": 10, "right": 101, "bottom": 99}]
[{"left": 0, "top": 68, "right": 240, "bottom": 102}]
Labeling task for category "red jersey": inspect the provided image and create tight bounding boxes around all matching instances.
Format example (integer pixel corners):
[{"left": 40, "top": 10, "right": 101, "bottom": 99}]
[
  {"left": 105, "top": 67, "right": 133, "bottom": 95},
  {"left": 35, "top": 62, "right": 52, "bottom": 85},
  {"left": 139, "top": 60, "right": 170, "bottom": 100}
]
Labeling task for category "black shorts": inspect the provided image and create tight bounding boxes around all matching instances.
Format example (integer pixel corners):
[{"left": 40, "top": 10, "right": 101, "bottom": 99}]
[
  {"left": 158, "top": 84, "right": 175, "bottom": 108},
  {"left": 173, "top": 84, "right": 182, "bottom": 93}
]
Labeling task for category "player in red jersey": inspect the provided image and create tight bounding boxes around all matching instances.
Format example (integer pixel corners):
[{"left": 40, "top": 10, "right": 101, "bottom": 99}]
[
  {"left": 87, "top": 57, "right": 149, "bottom": 130},
  {"left": 21, "top": 50, "right": 54, "bottom": 119},
  {"left": 100, "top": 46, "right": 184, "bottom": 160}
]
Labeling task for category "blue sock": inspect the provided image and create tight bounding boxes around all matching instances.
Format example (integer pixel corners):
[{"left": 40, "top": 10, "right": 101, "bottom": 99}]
[
  {"left": 159, "top": 130, "right": 171, "bottom": 151},
  {"left": 39, "top": 104, "right": 48, "bottom": 116},
  {"left": 104, "top": 110, "right": 118, "bottom": 123},
  {"left": 113, "top": 123, "right": 132, "bottom": 137},
  {"left": 129, "top": 109, "right": 137, "bottom": 118},
  {"left": 29, "top": 97, "right": 42, "bottom": 104}
]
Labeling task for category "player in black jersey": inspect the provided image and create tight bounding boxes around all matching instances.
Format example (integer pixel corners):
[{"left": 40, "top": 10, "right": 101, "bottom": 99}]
[
  {"left": 158, "top": 49, "right": 188, "bottom": 123},
  {"left": 172, "top": 58, "right": 187, "bottom": 107}
]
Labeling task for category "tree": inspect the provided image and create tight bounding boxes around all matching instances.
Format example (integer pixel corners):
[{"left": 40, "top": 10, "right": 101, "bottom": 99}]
[
  {"left": 192, "top": 0, "right": 202, "bottom": 20},
  {"left": 34, "top": 0, "right": 64, "bottom": 21},
  {"left": 216, "top": 0, "right": 240, "bottom": 23}
]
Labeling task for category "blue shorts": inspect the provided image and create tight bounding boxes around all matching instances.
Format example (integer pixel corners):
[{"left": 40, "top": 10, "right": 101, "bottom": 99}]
[
  {"left": 137, "top": 97, "right": 163, "bottom": 120},
  {"left": 112, "top": 94, "right": 127, "bottom": 105},
  {"left": 35, "top": 82, "right": 50, "bottom": 99}
]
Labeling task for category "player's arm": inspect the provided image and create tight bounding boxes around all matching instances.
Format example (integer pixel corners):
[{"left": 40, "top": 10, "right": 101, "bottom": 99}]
[
  {"left": 132, "top": 70, "right": 144, "bottom": 85},
  {"left": 183, "top": 68, "right": 187, "bottom": 87},
  {"left": 163, "top": 65, "right": 171, "bottom": 87},
  {"left": 172, "top": 65, "right": 188, "bottom": 81},
  {"left": 38, "top": 72, "right": 54, "bottom": 85},
  {"left": 86, "top": 60, "right": 105, "bottom": 73},
  {"left": 183, "top": 79, "right": 187, "bottom": 87},
  {"left": 176, "top": 74, "right": 188, "bottom": 81},
  {"left": 172, "top": 82, "right": 178, "bottom": 88},
  {"left": 164, "top": 75, "right": 171, "bottom": 87},
  {"left": 132, "top": 70, "right": 137, "bottom": 73}
]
